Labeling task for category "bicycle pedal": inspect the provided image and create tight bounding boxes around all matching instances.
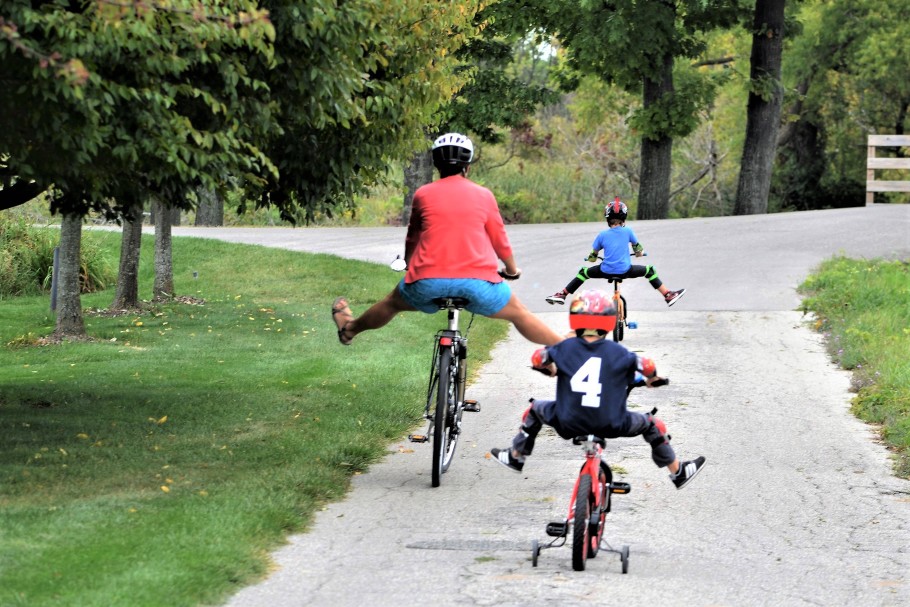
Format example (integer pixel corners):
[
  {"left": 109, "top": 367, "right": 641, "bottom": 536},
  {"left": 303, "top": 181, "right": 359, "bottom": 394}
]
[
  {"left": 463, "top": 399, "right": 481, "bottom": 412},
  {"left": 408, "top": 434, "right": 429, "bottom": 443},
  {"left": 610, "top": 481, "right": 631, "bottom": 494},
  {"left": 546, "top": 521, "right": 568, "bottom": 537}
]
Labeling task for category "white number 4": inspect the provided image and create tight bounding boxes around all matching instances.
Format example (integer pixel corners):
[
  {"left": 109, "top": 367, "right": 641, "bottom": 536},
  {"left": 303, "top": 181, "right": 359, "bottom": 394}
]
[{"left": 570, "top": 357, "right": 602, "bottom": 408}]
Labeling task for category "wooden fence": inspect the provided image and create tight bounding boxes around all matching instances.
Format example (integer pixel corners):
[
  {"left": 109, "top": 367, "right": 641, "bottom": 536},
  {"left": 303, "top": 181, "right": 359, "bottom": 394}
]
[{"left": 866, "top": 134, "right": 910, "bottom": 205}]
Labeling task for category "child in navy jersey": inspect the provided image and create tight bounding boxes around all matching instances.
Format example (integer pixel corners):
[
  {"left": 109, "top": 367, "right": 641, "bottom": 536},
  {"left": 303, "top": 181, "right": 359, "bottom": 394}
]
[{"left": 490, "top": 289, "right": 705, "bottom": 489}]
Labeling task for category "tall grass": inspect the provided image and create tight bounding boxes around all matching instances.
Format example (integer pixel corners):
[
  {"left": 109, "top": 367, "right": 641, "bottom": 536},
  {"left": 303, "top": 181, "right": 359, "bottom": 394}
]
[
  {"left": 798, "top": 257, "right": 910, "bottom": 477},
  {"left": 0, "top": 214, "right": 115, "bottom": 298},
  {"left": 0, "top": 234, "right": 508, "bottom": 606}
]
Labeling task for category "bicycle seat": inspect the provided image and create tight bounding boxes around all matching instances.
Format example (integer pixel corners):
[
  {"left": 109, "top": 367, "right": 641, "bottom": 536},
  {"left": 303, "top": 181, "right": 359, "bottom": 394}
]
[
  {"left": 431, "top": 296, "right": 470, "bottom": 310},
  {"left": 572, "top": 435, "right": 606, "bottom": 447},
  {"left": 605, "top": 276, "right": 624, "bottom": 284}
]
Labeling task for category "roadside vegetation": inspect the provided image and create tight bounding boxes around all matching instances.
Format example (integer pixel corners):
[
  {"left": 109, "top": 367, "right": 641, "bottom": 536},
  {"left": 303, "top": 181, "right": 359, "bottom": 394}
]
[
  {"left": 0, "top": 215, "right": 114, "bottom": 298},
  {"left": 0, "top": 231, "right": 508, "bottom": 607},
  {"left": 799, "top": 257, "right": 910, "bottom": 477}
]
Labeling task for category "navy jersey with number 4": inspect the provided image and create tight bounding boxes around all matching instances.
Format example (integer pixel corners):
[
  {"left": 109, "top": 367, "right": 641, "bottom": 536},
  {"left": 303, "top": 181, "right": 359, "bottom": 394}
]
[{"left": 545, "top": 337, "right": 638, "bottom": 439}]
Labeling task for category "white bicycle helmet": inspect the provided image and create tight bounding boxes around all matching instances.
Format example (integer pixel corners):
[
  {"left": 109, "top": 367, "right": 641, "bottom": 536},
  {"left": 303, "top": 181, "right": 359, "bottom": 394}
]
[{"left": 431, "top": 132, "right": 474, "bottom": 166}]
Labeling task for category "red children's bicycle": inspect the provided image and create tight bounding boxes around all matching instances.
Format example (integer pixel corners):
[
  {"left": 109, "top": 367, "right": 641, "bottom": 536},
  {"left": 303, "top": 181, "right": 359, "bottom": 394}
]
[{"left": 531, "top": 434, "right": 632, "bottom": 572}]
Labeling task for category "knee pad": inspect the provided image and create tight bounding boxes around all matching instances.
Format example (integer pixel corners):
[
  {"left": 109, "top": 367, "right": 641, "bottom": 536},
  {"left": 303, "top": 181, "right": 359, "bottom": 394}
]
[
  {"left": 576, "top": 266, "right": 590, "bottom": 280},
  {"left": 646, "top": 408, "right": 671, "bottom": 448},
  {"left": 520, "top": 399, "right": 544, "bottom": 432},
  {"left": 644, "top": 264, "right": 658, "bottom": 281}
]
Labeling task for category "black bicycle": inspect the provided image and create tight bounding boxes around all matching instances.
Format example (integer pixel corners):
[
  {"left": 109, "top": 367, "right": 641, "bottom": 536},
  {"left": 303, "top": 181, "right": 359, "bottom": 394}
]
[{"left": 407, "top": 297, "right": 479, "bottom": 487}]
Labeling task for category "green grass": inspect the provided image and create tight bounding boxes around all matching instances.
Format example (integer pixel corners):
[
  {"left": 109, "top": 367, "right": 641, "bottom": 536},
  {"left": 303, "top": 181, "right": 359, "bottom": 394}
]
[
  {"left": 799, "top": 256, "right": 910, "bottom": 477},
  {"left": 0, "top": 232, "right": 508, "bottom": 607}
]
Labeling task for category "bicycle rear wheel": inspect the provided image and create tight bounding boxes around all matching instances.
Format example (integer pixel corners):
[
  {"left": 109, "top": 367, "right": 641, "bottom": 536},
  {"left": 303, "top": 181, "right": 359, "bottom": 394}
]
[
  {"left": 572, "top": 474, "right": 592, "bottom": 571},
  {"left": 431, "top": 347, "right": 459, "bottom": 487}
]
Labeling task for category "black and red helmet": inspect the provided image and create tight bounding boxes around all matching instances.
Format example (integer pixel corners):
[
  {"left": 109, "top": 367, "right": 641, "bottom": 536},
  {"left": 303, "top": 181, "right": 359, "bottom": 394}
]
[
  {"left": 569, "top": 290, "right": 617, "bottom": 333},
  {"left": 604, "top": 197, "right": 628, "bottom": 221}
]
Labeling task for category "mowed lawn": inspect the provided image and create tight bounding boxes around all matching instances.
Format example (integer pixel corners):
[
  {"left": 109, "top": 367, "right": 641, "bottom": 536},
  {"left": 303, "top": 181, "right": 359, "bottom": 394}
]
[{"left": 0, "top": 230, "right": 507, "bottom": 607}]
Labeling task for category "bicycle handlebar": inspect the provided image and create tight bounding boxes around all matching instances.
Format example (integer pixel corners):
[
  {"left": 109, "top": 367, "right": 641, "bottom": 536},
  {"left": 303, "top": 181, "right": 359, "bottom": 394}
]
[
  {"left": 630, "top": 376, "right": 669, "bottom": 389},
  {"left": 586, "top": 252, "right": 647, "bottom": 262}
]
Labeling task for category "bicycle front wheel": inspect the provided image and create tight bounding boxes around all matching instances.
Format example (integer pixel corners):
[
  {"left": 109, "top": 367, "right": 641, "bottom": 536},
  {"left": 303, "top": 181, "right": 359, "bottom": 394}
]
[
  {"left": 588, "top": 463, "right": 610, "bottom": 558},
  {"left": 431, "top": 347, "right": 459, "bottom": 487},
  {"left": 572, "top": 474, "right": 592, "bottom": 571},
  {"left": 613, "top": 295, "right": 626, "bottom": 342}
]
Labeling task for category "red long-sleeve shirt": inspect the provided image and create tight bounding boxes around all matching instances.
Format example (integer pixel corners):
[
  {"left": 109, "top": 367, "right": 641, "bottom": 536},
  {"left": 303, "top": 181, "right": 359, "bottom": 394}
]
[{"left": 404, "top": 175, "right": 512, "bottom": 284}]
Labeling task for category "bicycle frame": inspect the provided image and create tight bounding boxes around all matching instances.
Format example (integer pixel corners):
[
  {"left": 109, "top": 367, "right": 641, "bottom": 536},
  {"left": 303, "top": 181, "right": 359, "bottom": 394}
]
[{"left": 568, "top": 437, "right": 607, "bottom": 526}]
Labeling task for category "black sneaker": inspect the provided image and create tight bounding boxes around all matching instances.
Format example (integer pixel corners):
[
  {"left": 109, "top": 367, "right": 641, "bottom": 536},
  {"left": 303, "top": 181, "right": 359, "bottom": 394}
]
[
  {"left": 664, "top": 288, "right": 686, "bottom": 307},
  {"left": 671, "top": 456, "right": 705, "bottom": 489},
  {"left": 546, "top": 289, "right": 568, "bottom": 305},
  {"left": 490, "top": 447, "right": 524, "bottom": 473}
]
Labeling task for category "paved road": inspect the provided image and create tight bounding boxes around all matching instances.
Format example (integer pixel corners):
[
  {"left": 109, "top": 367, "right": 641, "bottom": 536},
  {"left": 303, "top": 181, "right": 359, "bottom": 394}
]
[{"left": 173, "top": 205, "right": 910, "bottom": 607}]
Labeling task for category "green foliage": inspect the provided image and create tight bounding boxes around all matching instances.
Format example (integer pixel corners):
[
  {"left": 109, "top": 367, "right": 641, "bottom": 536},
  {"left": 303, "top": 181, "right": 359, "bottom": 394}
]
[
  {"left": 438, "top": 27, "right": 561, "bottom": 144},
  {"left": 629, "top": 65, "right": 725, "bottom": 140},
  {"left": 250, "top": 0, "right": 484, "bottom": 223},
  {"left": 0, "top": 215, "right": 114, "bottom": 297},
  {"left": 0, "top": 236, "right": 509, "bottom": 605},
  {"left": 774, "top": 0, "right": 910, "bottom": 209},
  {"left": 0, "top": 1, "right": 277, "bottom": 215},
  {"left": 798, "top": 257, "right": 910, "bottom": 477}
]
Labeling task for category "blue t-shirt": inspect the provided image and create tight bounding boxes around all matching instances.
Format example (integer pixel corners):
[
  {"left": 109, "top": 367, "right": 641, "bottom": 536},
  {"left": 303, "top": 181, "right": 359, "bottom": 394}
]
[
  {"left": 545, "top": 337, "right": 638, "bottom": 438},
  {"left": 591, "top": 226, "right": 638, "bottom": 274}
]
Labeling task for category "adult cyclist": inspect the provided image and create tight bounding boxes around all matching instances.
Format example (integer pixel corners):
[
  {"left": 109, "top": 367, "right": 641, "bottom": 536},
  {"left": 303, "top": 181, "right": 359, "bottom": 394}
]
[{"left": 332, "top": 132, "right": 563, "bottom": 347}]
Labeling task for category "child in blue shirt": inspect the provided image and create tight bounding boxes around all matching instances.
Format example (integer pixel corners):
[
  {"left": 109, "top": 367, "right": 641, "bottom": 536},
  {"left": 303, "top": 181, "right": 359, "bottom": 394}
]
[
  {"left": 490, "top": 289, "right": 706, "bottom": 490},
  {"left": 545, "top": 198, "right": 686, "bottom": 306}
]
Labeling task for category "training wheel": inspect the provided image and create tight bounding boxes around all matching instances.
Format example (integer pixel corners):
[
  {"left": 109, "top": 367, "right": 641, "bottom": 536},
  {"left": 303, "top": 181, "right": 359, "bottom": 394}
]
[
  {"left": 531, "top": 539, "right": 540, "bottom": 567},
  {"left": 620, "top": 545, "right": 630, "bottom": 574}
]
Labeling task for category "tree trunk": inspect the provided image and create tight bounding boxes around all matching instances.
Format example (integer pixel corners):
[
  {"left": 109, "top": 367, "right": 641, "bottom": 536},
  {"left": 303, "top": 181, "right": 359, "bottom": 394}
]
[
  {"left": 734, "top": 0, "right": 786, "bottom": 215},
  {"left": 54, "top": 212, "right": 86, "bottom": 338},
  {"left": 401, "top": 149, "right": 434, "bottom": 225},
  {"left": 153, "top": 198, "right": 175, "bottom": 301},
  {"left": 195, "top": 187, "right": 224, "bottom": 226},
  {"left": 637, "top": 52, "right": 674, "bottom": 220},
  {"left": 110, "top": 215, "right": 143, "bottom": 310}
]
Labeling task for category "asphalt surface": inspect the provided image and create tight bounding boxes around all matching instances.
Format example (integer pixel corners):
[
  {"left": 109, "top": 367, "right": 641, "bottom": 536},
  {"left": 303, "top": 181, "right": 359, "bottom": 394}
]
[{"left": 168, "top": 205, "right": 910, "bottom": 607}]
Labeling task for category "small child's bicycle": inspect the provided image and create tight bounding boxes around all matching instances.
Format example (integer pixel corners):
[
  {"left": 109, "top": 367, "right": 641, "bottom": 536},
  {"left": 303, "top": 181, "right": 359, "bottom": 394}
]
[
  {"left": 531, "top": 434, "right": 632, "bottom": 573},
  {"left": 590, "top": 254, "right": 640, "bottom": 342}
]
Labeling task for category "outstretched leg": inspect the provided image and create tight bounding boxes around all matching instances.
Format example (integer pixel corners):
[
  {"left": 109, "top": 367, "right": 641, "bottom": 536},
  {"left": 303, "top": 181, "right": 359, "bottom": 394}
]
[
  {"left": 332, "top": 286, "right": 417, "bottom": 345},
  {"left": 490, "top": 294, "right": 563, "bottom": 345},
  {"left": 490, "top": 399, "right": 553, "bottom": 473}
]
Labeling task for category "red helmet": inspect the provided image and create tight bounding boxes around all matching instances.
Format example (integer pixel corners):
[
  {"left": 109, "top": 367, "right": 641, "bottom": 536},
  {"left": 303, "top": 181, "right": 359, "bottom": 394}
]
[
  {"left": 604, "top": 197, "right": 628, "bottom": 221},
  {"left": 569, "top": 290, "right": 617, "bottom": 333}
]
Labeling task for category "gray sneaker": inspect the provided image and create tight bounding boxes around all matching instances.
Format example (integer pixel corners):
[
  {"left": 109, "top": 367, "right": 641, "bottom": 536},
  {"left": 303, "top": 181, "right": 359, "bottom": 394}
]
[
  {"left": 490, "top": 447, "right": 524, "bottom": 473},
  {"left": 671, "top": 456, "right": 705, "bottom": 489}
]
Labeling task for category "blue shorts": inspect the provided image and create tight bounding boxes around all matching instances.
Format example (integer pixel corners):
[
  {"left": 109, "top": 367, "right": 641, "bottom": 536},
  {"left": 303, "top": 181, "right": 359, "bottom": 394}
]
[{"left": 398, "top": 278, "right": 512, "bottom": 316}]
